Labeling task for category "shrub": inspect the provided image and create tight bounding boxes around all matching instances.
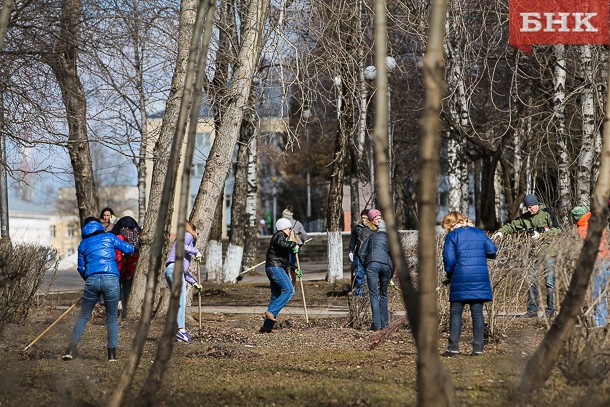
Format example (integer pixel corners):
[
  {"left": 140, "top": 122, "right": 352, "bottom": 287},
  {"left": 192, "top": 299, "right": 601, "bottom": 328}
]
[{"left": 0, "top": 240, "right": 58, "bottom": 335}]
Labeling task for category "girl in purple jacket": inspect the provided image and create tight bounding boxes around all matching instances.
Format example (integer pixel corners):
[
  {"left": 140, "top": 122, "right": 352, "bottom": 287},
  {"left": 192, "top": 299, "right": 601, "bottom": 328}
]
[
  {"left": 164, "top": 221, "right": 203, "bottom": 343},
  {"left": 441, "top": 212, "right": 496, "bottom": 357}
]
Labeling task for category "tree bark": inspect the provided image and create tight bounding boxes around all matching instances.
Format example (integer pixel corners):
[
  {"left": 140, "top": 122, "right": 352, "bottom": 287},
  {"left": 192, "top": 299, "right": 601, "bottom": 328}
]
[
  {"left": 243, "top": 129, "right": 259, "bottom": 269},
  {"left": 576, "top": 44, "right": 595, "bottom": 208},
  {"left": 416, "top": 0, "right": 454, "bottom": 403},
  {"left": 518, "top": 68, "right": 610, "bottom": 400},
  {"left": 136, "top": 2, "right": 216, "bottom": 403},
  {"left": 109, "top": 1, "right": 214, "bottom": 406},
  {"left": 44, "top": 0, "right": 98, "bottom": 227},
  {"left": 325, "top": 3, "right": 358, "bottom": 283},
  {"left": 223, "top": 87, "right": 257, "bottom": 283},
  {"left": 190, "top": 0, "right": 270, "bottom": 255},
  {"left": 127, "top": 0, "right": 198, "bottom": 317},
  {"left": 553, "top": 45, "right": 571, "bottom": 224}
]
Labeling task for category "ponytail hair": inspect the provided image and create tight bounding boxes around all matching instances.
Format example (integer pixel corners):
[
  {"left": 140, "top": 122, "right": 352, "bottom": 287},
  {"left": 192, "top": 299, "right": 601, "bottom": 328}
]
[{"left": 185, "top": 221, "right": 198, "bottom": 242}]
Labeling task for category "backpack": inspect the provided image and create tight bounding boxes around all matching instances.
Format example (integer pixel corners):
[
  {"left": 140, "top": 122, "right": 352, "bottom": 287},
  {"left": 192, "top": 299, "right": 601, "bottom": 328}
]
[{"left": 120, "top": 226, "right": 141, "bottom": 252}]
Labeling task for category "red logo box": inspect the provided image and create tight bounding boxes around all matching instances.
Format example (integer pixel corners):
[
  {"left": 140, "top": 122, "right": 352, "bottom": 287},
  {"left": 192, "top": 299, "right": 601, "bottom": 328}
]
[{"left": 510, "top": 0, "right": 609, "bottom": 52}]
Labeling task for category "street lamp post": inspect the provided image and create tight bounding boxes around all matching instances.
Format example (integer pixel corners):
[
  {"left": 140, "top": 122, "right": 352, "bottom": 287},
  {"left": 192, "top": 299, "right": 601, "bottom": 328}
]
[{"left": 365, "top": 56, "right": 396, "bottom": 205}]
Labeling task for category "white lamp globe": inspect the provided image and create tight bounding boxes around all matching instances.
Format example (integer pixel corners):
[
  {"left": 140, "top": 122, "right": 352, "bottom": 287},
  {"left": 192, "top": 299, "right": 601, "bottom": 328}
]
[
  {"left": 364, "top": 65, "right": 376, "bottom": 81},
  {"left": 386, "top": 56, "right": 396, "bottom": 72}
]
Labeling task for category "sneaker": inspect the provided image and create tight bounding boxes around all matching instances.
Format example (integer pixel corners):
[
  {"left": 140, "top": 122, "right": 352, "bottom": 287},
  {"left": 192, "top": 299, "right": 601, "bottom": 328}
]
[
  {"left": 176, "top": 330, "right": 191, "bottom": 343},
  {"left": 470, "top": 351, "right": 483, "bottom": 356},
  {"left": 545, "top": 310, "right": 555, "bottom": 318},
  {"left": 441, "top": 350, "right": 460, "bottom": 357},
  {"left": 517, "top": 311, "right": 538, "bottom": 318},
  {"left": 108, "top": 348, "right": 117, "bottom": 362}
]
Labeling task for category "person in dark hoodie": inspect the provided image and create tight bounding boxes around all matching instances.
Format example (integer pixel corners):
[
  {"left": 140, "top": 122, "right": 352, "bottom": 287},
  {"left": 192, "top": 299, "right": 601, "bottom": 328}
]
[
  {"left": 62, "top": 217, "right": 134, "bottom": 362},
  {"left": 111, "top": 210, "right": 141, "bottom": 319},
  {"left": 358, "top": 219, "right": 393, "bottom": 331},
  {"left": 348, "top": 209, "right": 370, "bottom": 296}
]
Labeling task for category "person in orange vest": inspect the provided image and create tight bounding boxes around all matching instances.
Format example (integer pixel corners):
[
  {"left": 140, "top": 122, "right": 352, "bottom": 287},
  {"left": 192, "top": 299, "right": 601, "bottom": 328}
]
[{"left": 571, "top": 206, "right": 610, "bottom": 328}]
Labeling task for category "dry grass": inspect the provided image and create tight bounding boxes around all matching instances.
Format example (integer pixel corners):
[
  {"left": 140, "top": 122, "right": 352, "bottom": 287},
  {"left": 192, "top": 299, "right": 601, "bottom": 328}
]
[{"left": 3, "top": 235, "right": 610, "bottom": 405}]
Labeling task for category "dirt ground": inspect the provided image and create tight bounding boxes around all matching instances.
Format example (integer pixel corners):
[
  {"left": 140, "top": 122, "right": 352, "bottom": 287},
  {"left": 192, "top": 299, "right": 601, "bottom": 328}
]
[{"left": 1, "top": 280, "right": 609, "bottom": 406}]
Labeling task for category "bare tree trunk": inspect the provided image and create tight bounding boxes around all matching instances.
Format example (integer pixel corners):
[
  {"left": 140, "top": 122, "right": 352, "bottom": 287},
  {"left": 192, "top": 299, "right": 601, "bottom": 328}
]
[
  {"left": 325, "top": 2, "right": 358, "bottom": 283},
  {"left": 136, "top": 2, "right": 216, "bottom": 403},
  {"left": 132, "top": 11, "right": 149, "bottom": 223},
  {"left": 190, "top": 0, "right": 270, "bottom": 255},
  {"left": 326, "top": 71, "right": 351, "bottom": 283},
  {"left": 45, "top": 0, "right": 98, "bottom": 227},
  {"left": 243, "top": 131, "right": 258, "bottom": 269},
  {"left": 0, "top": 93, "right": 8, "bottom": 240},
  {"left": 206, "top": 194, "right": 224, "bottom": 282},
  {"left": 518, "top": 69, "right": 610, "bottom": 401},
  {"left": 553, "top": 44, "right": 571, "bottom": 223},
  {"left": 576, "top": 45, "right": 595, "bottom": 208},
  {"left": 109, "top": 1, "right": 214, "bottom": 406},
  {"left": 0, "top": 0, "right": 13, "bottom": 52},
  {"left": 0, "top": 1, "right": 9, "bottom": 240},
  {"left": 224, "top": 88, "right": 257, "bottom": 283},
  {"left": 127, "top": 0, "right": 198, "bottom": 317},
  {"left": 415, "top": 0, "right": 454, "bottom": 403}
]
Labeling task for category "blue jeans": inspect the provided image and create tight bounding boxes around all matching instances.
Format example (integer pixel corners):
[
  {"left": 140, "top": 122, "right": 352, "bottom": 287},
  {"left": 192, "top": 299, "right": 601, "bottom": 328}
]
[
  {"left": 352, "top": 257, "right": 366, "bottom": 297},
  {"left": 365, "top": 262, "right": 392, "bottom": 330},
  {"left": 265, "top": 267, "right": 295, "bottom": 318},
  {"left": 449, "top": 301, "right": 485, "bottom": 353},
  {"left": 593, "top": 261, "right": 610, "bottom": 327},
  {"left": 528, "top": 256, "right": 556, "bottom": 313},
  {"left": 70, "top": 274, "right": 120, "bottom": 349},
  {"left": 164, "top": 263, "right": 187, "bottom": 330},
  {"left": 119, "top": 277, "right": 133, "bottom": 318}
]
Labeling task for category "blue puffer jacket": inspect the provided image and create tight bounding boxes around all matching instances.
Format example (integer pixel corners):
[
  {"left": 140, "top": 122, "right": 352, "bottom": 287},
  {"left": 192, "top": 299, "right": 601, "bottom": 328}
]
[
  {"left": 442, "top": 226, "right": 497, "bottom": 302},
  {"left": 77, "top": 221, "right": 135, "bottom": 280}
]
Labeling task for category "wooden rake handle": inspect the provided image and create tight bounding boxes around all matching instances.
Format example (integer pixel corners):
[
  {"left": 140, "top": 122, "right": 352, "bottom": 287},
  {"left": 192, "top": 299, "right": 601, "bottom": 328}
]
[{"left": 24, "top": 298, "right": 82, "bottom": 351}]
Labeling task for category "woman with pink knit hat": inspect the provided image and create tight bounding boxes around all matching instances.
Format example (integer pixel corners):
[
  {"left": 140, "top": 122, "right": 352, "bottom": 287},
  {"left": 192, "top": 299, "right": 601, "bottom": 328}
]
[{"left": 352, "top": 209, "right": 382, "bottom": 295}]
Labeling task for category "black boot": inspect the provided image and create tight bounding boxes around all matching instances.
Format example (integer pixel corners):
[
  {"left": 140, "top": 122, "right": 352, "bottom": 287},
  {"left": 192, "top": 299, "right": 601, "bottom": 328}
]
[
  {"left": 259, "top": 318, "right": 276, "bottom": 333},
  {"left": 62, "top": 343, "right": 77, "bottom": 361},
  {"left": 108, "top": 347, "right": 117, "bottom": 362}
]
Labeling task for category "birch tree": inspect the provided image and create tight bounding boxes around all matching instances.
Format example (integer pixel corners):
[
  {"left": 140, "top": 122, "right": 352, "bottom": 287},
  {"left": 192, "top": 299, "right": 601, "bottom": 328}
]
[
  {"left": 223, "top": 87, "right": 257, "bottom": 282},
  {"left": 110, "top": 0, "right": 215, "bottom": 405},
  {"left": 575, "top": 44, "right": 597, "bottom": 208},
  {"left": 127, "top": 0, "right": 198, "bottom": 317},
  {"left": 518, "top": 67, "right": 610, "bottom": 401},
  {"left": 190, "top": 0, "right": 270, "bottom": 250}
]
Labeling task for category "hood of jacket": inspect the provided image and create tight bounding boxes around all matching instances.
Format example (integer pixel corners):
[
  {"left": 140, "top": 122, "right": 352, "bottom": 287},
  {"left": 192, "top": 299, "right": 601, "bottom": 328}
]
[{"left": 82, "top": 221, "right": 105, "bottom": 238}]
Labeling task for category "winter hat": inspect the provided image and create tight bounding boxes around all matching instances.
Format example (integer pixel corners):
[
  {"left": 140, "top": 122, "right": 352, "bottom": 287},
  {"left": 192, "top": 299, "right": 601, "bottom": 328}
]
[
  {"left": 282, "top": 207, "right": 294, "bottom": 218},
  {"left": 276, "top": 217, "right": 292, "bottom": 231},
  {"left": 121, "top": 210, "right": 135, "bottom": 219},
  {"left": 571, "top": 206, "right": 588, "bottom": 221},
  {"left": 523, "top": 194, "right": 539, "bottom": 207},
  {"left": 367, "top": 209, "right": 381, "bottom": 220},
  {"left": 377, "top": 220, "right": 387, "bottom": 232}
]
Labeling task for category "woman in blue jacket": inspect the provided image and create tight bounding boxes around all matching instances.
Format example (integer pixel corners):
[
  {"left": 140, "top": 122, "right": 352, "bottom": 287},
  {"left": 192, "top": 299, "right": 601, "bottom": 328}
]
[
  {"left": 441, "top": 212, "right": 496, "bottom": 356},
  {"left": 63, "top": 217, "right": 134, "bottom": 362}
]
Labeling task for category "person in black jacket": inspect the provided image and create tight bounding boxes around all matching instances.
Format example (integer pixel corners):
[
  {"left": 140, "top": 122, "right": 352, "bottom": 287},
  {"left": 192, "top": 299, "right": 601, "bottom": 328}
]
[
  {"left": 348, "top": 209, "right": 370, "bottom": 296},
  {"left": 260, "top": 217, "right": 299, "bottom": 333},
  {"left": 358, "top": 220, "right": 393, "bottom": 330}
]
